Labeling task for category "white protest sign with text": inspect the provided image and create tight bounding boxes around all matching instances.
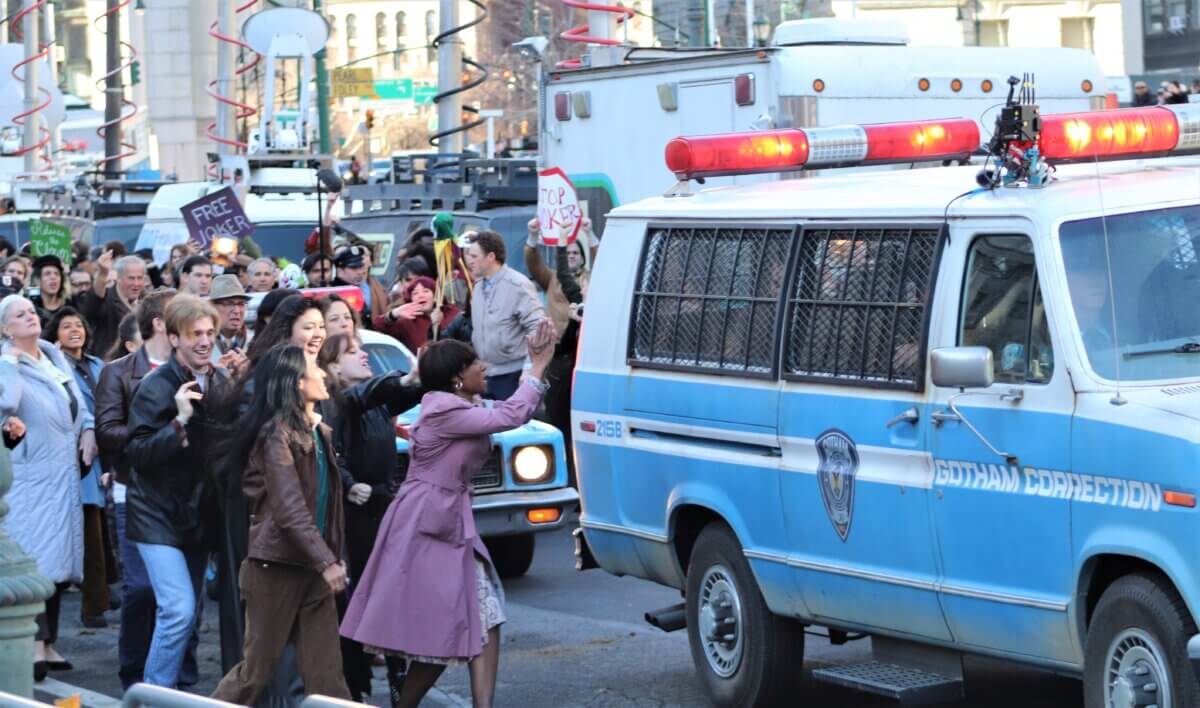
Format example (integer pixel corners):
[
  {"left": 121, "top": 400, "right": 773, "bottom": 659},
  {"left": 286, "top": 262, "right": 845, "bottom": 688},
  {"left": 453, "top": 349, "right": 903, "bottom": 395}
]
[{"left": 537, "top": 167, "right": 581, "bottom": 246}]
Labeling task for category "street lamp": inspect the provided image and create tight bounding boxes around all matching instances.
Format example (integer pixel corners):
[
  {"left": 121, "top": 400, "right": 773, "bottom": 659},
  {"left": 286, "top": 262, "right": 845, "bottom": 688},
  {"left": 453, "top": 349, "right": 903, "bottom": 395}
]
[{"left": 753, "top": 14, "right": 771, "bottom": 46}]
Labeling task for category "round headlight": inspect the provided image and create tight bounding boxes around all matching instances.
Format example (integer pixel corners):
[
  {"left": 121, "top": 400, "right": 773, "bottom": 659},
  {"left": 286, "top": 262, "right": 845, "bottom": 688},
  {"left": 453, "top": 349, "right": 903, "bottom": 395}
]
[{"left": 513, "top": 446, "right": 550, "bottom": 483}]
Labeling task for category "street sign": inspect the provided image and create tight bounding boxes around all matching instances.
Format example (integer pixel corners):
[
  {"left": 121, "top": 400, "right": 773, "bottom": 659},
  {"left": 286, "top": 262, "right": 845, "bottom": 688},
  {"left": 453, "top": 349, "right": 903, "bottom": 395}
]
[
  {"left": 537, "top": 168, "right": 582, "bottom": 246},
  {"left": 180, "top": 187, "right": 255, "bottom": 249},
  {"left": 414, "top": 85, "right": 438, "bottom": 105},
  {"left": 332, "top": 67, "right": 377, "bottom": 99},
  {"left": 28, "top": 219, "right": 72, "bottom": 262},
  {"left": 375, "top": 78, "right": 414, "bottom": 100}
]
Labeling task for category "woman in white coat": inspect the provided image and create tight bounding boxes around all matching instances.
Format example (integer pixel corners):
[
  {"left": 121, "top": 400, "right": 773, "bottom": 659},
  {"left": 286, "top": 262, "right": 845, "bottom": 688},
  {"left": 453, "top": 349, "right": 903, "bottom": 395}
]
[{"left": 0, "top": 294, "right": 96, "bottom": 682}]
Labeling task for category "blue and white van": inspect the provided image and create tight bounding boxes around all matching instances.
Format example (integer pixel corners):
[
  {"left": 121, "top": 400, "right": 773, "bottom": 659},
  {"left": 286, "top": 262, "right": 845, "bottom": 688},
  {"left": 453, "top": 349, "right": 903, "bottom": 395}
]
[{"left": 572, "top": 107, "right": 1200, "bottom": 706}]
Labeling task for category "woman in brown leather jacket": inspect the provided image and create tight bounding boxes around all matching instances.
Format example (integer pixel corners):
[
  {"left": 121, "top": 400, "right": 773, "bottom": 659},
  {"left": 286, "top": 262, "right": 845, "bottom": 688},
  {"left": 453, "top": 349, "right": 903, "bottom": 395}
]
[{"left": 211, "top": 344, "right": 351, "bottom": 703}]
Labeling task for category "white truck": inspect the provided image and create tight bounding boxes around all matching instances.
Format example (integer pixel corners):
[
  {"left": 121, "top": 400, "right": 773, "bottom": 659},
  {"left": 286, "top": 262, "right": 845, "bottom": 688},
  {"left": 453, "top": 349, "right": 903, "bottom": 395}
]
[{"left": 539, "top": 19, "right": 1106, "bottom": 232}]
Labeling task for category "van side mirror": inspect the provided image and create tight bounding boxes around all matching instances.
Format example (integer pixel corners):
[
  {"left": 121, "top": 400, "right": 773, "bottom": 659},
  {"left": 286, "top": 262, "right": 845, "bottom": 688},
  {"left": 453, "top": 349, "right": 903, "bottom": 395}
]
[{"left": 931, "top": 347, "right": 995, "bottom": 390}]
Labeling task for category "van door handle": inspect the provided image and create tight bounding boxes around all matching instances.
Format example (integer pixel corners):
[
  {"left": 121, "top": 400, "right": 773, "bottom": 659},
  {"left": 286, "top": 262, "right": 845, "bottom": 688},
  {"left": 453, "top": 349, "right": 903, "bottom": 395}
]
[
  {"left": 931, "top": 409, "right": 960, "bottom": 426},
  {"left": 885, "top": 407, "right": 920, "bottom": 428}
]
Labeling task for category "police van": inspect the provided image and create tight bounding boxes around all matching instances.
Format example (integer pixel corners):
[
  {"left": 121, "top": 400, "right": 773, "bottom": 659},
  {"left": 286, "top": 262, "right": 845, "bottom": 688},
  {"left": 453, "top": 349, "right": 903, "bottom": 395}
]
[{"left": 572, "top": 104, "right": 1200, "bottom": 707}]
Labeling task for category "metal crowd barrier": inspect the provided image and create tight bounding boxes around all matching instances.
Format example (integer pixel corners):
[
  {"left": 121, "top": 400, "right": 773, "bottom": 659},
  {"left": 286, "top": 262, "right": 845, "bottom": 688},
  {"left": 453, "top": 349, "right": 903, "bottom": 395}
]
[
  {"left": 0, "top": 694, "right": 53, "bottom": 708},
  {"left": 119, "top": 686, "right": 367, "bottom": 708},
  {"left": 121, "top": 686, "right": 237, "bottom": 708}
]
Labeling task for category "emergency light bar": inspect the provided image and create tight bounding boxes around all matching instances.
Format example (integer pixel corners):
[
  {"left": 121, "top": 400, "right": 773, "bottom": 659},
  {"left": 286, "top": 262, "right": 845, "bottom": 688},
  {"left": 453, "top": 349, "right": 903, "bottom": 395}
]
[
  {"left": 664, "top": 105, "right": 1200, "bottom": 181},
  {"left": 664, "top": 119, "right": 981, "bottom": 180},
  {"left": 1039, "top": 104, "right": 1200, "bottom": 162}
]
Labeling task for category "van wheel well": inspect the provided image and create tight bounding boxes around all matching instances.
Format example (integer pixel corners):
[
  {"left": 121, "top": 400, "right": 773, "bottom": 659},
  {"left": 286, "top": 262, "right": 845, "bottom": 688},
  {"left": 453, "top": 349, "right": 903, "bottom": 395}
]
[
  {"left": 1082, "top": 555, "right": 1183, "bottom": 634},
  {"left": 671, "top": 505, "right": 725, "bottom": 575}
]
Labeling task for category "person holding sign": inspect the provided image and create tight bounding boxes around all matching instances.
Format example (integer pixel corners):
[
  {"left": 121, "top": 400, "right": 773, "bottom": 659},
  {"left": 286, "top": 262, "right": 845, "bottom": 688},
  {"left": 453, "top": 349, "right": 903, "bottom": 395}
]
[{"left": 524, "top": 217, "right": 593, "bottom": 486}]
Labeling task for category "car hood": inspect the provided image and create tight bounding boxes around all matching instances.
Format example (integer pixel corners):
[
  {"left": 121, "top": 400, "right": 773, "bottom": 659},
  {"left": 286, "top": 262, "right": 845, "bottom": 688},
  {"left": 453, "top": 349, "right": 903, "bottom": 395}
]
[{"left": 1100, "top": 383, "right": 1200, "bottom": 436}]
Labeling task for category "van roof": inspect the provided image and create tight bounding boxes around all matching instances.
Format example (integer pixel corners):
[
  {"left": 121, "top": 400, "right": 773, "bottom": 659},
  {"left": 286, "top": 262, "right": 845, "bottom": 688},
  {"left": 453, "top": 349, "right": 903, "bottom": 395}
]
[{"left": 609, "top": 156, "right": 1200, "bottom": 224}]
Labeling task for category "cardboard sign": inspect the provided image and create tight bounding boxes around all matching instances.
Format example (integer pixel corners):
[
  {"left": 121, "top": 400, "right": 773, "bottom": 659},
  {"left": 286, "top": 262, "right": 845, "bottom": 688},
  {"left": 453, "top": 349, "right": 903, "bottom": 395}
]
[
  {"left": 29, "top": 219, "right": 72, "bottom": 262},
  {"left": 135, "top": 222, "right": 190, "bottom": 266},
  {"left": 180, "top": 187, "right": 254, "bottom": 249},
  {"left": 537, "top": 167, "right": 582, "bottom": 246}
]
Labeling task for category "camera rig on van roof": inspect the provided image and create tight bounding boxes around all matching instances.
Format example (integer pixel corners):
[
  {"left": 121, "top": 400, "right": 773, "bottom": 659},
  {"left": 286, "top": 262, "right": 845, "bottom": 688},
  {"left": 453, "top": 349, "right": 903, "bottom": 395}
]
[
  {"left": 342, "top": 155, "right": 537, "bottom": 215},
  {"left": 979, "top": 74, "right": 1051, "bottom": 189}
]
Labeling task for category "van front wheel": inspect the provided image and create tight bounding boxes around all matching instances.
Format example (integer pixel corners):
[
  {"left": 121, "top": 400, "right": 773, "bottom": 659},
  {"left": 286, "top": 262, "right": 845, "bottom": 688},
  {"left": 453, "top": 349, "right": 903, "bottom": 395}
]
[
  {"left": 685, "top": 524, "right": 804, "bottom": 707},
  {"left": 1084, "top": 573, "right": 1200, "bottom": 708}
]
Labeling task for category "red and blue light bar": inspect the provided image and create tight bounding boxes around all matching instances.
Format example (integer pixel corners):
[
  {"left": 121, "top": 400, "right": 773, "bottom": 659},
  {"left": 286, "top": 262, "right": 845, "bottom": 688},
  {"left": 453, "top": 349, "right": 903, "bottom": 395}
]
[{"left": 664, "top": 105, "right": 1200, "bottom": 180}]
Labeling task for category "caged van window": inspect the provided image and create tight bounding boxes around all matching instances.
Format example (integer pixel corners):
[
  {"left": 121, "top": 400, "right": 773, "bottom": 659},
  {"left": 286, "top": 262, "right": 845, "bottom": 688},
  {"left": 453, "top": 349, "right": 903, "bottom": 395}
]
[
  {"left": 628, "top": 226, "right": 794, "bottom": 377},
  {"left": 783, "top": 226, "right": 942, "bottom": 390}
]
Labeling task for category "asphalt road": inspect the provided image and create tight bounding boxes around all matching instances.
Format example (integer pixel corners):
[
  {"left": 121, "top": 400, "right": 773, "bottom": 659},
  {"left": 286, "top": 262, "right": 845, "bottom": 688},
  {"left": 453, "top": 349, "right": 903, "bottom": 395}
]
[{"left": 42, "top": 525, "right": 1086, "bottom": 707}]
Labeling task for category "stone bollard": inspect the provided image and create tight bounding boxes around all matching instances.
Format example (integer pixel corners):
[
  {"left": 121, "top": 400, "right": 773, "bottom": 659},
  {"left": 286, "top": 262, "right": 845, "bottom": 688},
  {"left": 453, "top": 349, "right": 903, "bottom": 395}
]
[{"left": 0, "top": 412, "right": 54, "bottom": 697}]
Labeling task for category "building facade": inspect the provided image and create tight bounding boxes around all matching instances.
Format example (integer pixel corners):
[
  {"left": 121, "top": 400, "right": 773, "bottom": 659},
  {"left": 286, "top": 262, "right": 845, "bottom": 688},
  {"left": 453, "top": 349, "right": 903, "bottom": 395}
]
[{"left": 827, "top": 0, "right": 1130, "bottom": 77}]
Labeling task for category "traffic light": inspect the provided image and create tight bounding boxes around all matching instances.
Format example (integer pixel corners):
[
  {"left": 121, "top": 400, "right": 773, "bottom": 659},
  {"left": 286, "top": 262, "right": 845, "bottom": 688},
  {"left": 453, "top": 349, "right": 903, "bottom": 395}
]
[
  {"left": 129, "top": 60, "right": 141, "bottom": 86},
  {"left": 365, "top": 110, "right": 375, "bottom": 131}
]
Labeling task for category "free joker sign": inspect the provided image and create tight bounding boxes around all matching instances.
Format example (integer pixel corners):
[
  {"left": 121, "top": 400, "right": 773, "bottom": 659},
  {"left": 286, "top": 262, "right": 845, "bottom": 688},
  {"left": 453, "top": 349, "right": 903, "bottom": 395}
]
[{"left": 537, "top": 167, "right": 582, "bottom": 246}]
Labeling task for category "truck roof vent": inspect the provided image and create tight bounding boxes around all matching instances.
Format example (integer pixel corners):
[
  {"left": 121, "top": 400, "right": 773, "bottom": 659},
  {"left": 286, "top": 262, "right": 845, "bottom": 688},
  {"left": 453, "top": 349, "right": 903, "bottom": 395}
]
[{"left": 772, "top": 19, "right": 910, "bottom": 47}]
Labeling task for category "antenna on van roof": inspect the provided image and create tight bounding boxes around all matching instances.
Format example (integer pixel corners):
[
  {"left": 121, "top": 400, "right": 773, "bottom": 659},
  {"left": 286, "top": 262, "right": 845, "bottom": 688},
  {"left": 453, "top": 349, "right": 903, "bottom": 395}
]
[{"left": 1091, "top": 155, "right": 1126, "bottom": 406}]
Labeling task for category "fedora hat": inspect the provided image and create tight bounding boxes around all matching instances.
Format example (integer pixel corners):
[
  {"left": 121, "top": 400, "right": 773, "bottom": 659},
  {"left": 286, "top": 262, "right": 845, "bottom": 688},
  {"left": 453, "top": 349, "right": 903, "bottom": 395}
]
[{"left": 207, "top": 273, "right": 250, "bottom": 302}]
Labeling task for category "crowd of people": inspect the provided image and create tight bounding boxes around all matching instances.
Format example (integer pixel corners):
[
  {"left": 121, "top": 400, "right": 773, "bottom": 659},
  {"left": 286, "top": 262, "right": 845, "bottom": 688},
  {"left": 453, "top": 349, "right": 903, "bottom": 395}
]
[
  {"left": 0, "top": 214, "right": 595, "bottom": 707},
  {"left": 1131, "top": 78, "right": 1200, "bottom": 106}
]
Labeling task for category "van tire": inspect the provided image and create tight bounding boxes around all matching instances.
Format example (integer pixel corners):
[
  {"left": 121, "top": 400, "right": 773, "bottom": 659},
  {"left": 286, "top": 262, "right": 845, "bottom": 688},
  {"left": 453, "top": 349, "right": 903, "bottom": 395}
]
[
  {"left": 685, "top": 524, "right": 804, "bottom": 707},
  {"left": 1083, "top": 573, "right": 1200, "bottom": 708},
  {"left": 486, "top": 534, "right": 536, "bottom": 578}
]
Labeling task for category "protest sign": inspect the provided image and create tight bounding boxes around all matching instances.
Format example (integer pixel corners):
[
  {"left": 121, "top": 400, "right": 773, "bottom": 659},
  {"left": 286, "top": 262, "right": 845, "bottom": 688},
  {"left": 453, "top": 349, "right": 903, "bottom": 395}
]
[
  {"left": 180, "top": 187, "right": 254, "bottom": 249},
  {"left": 29, "top": 219, "right": 72, "bottom": 262},
  {"left": 537, "top": 167, "right": 582, "bottom": 246}
]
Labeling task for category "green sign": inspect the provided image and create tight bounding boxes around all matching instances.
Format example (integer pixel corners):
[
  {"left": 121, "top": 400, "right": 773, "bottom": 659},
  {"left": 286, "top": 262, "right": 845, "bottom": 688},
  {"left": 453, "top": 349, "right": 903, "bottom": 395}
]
[
  {"left": 414, "top": 85, "right": 438, "bottom": 105},
  {"left": 374, "top": 78, "right": 414, "bottom": 100},
  {"left": 29, "top": 220, "right": 71, "bottom": 262}
]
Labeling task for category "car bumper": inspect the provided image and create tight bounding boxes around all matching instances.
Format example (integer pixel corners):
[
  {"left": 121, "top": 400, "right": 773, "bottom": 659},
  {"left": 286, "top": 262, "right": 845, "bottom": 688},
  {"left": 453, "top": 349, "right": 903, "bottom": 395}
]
[{"left": 473, "top": 487, "right": 580, "bottom": 537}]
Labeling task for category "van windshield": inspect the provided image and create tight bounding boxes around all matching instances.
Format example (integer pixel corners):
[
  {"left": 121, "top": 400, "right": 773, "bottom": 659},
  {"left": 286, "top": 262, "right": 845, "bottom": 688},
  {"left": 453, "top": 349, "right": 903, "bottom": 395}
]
[{"left": 1059, "top": 205, "right": 1200, "bottom": 382}]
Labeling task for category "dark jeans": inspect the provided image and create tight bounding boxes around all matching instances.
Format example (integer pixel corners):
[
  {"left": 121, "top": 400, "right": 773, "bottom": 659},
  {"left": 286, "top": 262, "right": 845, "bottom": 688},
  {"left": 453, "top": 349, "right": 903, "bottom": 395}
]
[
  {"left": 485, "top": 370, "right": 522, "bottom": 400},
  {"left": 81, "top": 505, "right": 111, "bottom": 618},
  {"left": 116, "top": 503, "right": 199, "bottom": 689},
  {"left": 35, "top": 583, "right": 68, "bottom": 643}
]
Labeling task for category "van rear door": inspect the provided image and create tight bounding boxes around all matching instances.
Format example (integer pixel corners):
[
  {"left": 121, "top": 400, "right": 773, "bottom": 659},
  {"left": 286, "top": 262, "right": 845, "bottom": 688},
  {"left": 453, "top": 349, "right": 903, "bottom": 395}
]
[{"left": 619, "top": 223, "right": 791, "bottom": 587}]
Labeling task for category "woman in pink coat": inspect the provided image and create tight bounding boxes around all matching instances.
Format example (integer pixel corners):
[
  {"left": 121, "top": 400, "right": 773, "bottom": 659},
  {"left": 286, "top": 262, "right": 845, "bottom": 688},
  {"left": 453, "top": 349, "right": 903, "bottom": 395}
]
[{"left": 341, "top": 319, "right": 555, "bottom": 708}]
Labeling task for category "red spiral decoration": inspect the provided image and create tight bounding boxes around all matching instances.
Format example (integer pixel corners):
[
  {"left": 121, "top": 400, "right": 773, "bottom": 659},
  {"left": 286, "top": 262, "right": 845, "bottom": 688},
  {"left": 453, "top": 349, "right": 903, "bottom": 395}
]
[
  {"left": 94, "top": 0, "right": 140, "bottom": 169},
  {"left": 207, "top": 0, "right": 262, "bottom": 153},
  {"left": 557, "top": 0, "right": 635, "bottom": 69},
  {"left": 9, "top": 0, "right": 52, "bottom": 166}
]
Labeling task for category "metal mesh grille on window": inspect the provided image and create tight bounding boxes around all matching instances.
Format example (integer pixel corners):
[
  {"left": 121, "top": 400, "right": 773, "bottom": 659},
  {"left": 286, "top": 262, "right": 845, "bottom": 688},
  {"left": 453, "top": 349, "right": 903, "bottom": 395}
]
[
  {"left": 786, "top": 227, "right": 940, "bottom": 388},
  {"left": 630, "top": 226, "right": 792, "bottom": 374}
]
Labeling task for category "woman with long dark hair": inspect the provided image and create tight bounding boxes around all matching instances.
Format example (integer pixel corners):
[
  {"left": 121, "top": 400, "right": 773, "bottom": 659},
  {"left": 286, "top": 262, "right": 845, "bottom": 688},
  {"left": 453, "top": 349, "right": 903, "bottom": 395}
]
[
  {"left": 211, "top": 345, "right": 350, "bottom": 702},
  {"left": 317, "top": 333, "right": 423, "bottom": 701},
  {"left": 213, "top": 294, "right": 327, "bottom": 696},
  {"left": 341, "top": 320, "right": 556, "bottom": 708}
]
